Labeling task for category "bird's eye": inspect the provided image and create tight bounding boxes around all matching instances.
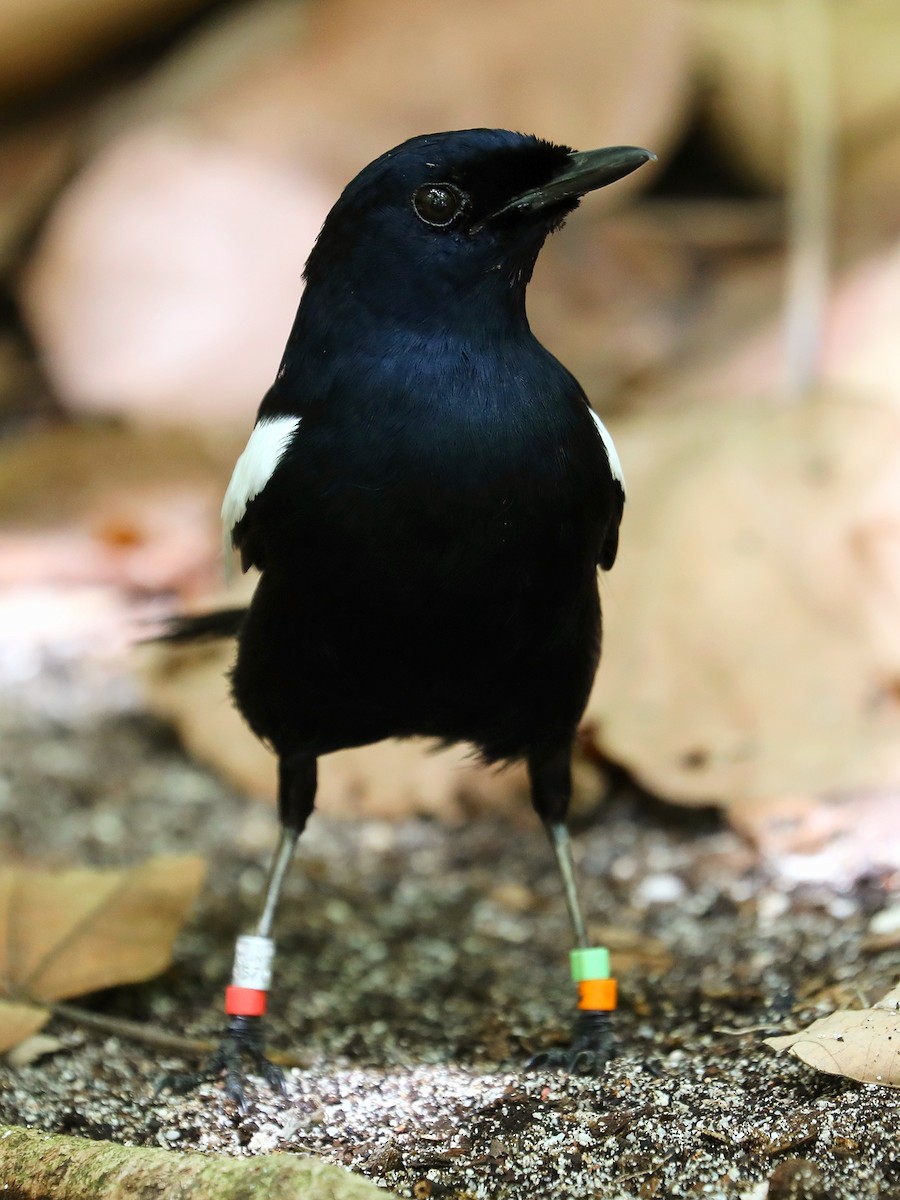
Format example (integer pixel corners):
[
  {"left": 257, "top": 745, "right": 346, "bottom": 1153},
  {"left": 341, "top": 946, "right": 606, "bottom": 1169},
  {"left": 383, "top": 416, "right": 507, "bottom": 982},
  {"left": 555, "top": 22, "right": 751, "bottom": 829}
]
[{"left": 412, "top": 183, "right": 464, "bottom": 228}]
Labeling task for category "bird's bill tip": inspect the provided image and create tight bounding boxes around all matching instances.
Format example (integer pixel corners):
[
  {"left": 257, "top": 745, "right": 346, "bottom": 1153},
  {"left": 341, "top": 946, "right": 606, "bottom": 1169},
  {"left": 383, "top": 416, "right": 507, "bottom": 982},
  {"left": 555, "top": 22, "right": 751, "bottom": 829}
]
[
  {"left": 541, "top": 144, "right": 657, "bottom": 200},
  {"left": 487, "top": 144, "right": 656, "bottom": 225}
]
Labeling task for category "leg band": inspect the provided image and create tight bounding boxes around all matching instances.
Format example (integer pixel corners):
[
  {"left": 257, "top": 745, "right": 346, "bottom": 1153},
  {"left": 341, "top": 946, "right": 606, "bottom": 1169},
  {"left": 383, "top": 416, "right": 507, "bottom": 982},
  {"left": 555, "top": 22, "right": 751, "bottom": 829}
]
[
  {"left": 577, "top": 977, "right": 617, "bottom": 1011},
  {"left": 570, "top": 947, "right": 617, "bottom": 1011},
  {"left": 225, "top": 985, "right": 268, "bottom": 1017},
  {"left": 224, "top": 934, "right": 275, "bottom": 1017},
  {"left": 231, "top": 934, "right": 275, "bottom": 989}
]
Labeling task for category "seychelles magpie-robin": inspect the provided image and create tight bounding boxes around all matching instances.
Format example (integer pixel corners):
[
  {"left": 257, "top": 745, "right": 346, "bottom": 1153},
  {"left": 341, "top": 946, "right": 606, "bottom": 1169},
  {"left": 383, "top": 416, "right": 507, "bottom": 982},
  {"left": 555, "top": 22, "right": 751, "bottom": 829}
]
[{"left": 160, "top": 128, "right": 653, "bottom": 1109}]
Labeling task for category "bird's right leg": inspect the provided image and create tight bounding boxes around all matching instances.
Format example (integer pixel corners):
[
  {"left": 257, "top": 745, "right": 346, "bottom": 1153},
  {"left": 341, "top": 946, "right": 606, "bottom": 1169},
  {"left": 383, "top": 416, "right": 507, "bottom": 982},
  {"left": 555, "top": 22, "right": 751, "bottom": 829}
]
[
  {"left": 158, "top": 753, "right": 317, "bottom": 1113},
  {"left": 525, "top": 744, "right": 617, "bottom": 1075}
]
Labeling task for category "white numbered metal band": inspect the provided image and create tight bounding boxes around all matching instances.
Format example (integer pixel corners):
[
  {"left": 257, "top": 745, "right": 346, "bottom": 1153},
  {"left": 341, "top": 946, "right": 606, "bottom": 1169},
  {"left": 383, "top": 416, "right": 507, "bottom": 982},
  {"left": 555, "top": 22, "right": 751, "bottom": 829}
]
[{"left": 231, "top": 934, "right": 275, "bottom": 990}]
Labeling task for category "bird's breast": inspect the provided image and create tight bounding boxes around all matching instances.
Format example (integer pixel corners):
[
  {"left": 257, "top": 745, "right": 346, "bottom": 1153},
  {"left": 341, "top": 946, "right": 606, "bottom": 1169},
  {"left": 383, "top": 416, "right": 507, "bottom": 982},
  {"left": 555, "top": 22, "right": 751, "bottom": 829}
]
[{"left": 253, "top": 333, "right": 610, "bottom": 600}]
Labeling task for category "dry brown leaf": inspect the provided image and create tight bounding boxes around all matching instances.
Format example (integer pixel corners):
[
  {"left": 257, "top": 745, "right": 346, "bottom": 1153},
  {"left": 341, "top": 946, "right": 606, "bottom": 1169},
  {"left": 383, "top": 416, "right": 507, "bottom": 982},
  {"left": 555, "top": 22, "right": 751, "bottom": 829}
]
[
  {"left": 765, "top": 984, "right": 900, "bottom": 1087},
  {"left": 5, "top": 1034, "right": 67, "bottom": 1069},
  {"left": 587, "top": 391, "right": 900, "bottom": 838},
  {"left": 206, "top": 0, "right": 687, "bottom": 190},
  {"left": 0, "top": 418, "right": 237, "bottom": 594},
  {"left": 0, "top": 856, "right": 205, "bottom": 1053}
]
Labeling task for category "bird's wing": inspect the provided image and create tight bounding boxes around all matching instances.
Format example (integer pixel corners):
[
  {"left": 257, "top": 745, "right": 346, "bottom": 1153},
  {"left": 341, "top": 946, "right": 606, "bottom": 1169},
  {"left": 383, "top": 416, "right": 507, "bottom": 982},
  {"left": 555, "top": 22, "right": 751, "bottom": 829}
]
[
  {"left": 221, "top": 414, "right": 301, "bottom": 574},
  {"left": 589, "top": 407, "right": 625, "bottom": 571},
  {"left": 589, "top": 408, "right": 624, "bottom": 494}
]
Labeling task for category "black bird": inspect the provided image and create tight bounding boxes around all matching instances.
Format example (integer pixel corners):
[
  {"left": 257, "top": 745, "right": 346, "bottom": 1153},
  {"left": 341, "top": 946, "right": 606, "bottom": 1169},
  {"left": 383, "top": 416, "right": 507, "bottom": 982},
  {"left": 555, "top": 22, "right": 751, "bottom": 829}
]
[{"left": 162, "top": 128, "right": 653, "bottom": 1108}]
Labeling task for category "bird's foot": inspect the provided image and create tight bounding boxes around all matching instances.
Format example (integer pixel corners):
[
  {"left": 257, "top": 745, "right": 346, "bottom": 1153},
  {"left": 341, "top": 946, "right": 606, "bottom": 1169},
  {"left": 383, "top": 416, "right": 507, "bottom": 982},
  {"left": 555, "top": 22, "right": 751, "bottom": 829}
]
[
  {"left": 156, "top": 1016, "right": 286, "bottom": 1115},
  {"left": 526, "top": 1010, "right": 615, "bottom": 1075}
]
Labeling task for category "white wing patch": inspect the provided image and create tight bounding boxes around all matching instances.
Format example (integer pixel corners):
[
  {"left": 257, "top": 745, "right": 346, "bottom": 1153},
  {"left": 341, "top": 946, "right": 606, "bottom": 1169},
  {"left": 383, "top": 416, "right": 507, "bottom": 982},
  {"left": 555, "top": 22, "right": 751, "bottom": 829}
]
[
  {"left": 221, "top": 415, "right": 301, "bottom": 563},
  {"left": 590, "top": 407, "right": 625, "bottom": 493}
]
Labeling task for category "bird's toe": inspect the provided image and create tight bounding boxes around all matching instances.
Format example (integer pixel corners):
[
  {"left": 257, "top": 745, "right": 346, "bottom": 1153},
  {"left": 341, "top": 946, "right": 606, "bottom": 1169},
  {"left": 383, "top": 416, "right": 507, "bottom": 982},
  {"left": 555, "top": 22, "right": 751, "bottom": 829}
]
[
  {"left": 526, "top": 1011, "right": 615, "bottom": 1076},
  {"left": 154, "top": 1016, "right": 285, "bottom": 1112}
]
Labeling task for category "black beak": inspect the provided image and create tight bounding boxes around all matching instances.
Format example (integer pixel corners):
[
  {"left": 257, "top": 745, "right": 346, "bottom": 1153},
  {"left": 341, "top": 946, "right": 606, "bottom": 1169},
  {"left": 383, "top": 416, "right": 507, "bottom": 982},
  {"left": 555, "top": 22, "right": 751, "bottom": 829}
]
[{"left": 476, "top": 145, "right": 656, "bottom": 229}]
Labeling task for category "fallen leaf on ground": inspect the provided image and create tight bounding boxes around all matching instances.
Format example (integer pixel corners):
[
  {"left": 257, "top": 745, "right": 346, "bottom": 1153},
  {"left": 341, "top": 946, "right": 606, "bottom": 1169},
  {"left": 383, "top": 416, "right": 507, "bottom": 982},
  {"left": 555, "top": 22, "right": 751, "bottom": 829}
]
[
  {"left": 587, "top": 391, "right": 900, "bottom": 849},
  {"left": 0, "top": 855, "right": 205, "bottom": 1053},
  {"left": 765, "top": 984, "right": 900, "bottom": 1087}
]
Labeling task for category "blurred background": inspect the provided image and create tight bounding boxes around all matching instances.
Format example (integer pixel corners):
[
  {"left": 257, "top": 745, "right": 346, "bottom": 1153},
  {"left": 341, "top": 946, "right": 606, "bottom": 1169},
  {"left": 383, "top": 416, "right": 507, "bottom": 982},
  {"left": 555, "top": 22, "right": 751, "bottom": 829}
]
[{"left": 2, "top": 0, "right": 900, "bottom": 886}]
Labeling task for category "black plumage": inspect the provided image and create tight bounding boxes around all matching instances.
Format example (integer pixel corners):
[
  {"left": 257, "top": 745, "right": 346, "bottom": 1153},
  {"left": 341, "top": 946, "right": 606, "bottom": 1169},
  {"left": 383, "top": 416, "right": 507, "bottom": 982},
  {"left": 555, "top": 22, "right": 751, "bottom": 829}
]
[{"left": 162, "top": 128, "right": 652, "bottom": 1107}]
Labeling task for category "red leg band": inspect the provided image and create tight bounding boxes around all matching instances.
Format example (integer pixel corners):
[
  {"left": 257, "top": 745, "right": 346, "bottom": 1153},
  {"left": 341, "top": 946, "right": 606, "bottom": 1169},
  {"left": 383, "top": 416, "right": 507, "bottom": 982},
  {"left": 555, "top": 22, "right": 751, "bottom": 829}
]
[{"left": 225, "top": 985, "right": 268, "bottom": 1017}]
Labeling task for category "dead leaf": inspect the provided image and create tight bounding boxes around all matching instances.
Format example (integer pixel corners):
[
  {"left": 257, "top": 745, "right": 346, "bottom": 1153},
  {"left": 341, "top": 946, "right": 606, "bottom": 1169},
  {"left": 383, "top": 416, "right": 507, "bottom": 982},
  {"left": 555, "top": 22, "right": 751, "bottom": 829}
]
[
  {"left": 765, "top": 983, "right": 900, "bottom": 1087},
  {"left": 0, "top": 423, "right": 239, "bottom": 673},
  {"left": 0, "top": 856, "right": 205, "bottom": 1054},
  {"left": 587, "top": 392, "right": 900, "bottom": 843}
]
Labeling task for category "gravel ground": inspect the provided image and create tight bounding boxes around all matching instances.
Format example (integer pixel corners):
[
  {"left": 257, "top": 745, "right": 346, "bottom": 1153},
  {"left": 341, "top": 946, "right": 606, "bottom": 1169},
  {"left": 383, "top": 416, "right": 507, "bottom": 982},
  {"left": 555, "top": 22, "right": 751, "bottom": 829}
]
[{"left": 1, "top": 665, "right": 899, "bottom": 1200}]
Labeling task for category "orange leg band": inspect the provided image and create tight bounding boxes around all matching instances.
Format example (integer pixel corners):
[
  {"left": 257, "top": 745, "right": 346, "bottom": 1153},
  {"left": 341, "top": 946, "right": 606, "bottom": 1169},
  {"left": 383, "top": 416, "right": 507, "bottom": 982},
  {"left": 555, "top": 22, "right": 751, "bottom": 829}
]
[{"left": 577, "top": 978, "right": 617, "bottom": 1011}]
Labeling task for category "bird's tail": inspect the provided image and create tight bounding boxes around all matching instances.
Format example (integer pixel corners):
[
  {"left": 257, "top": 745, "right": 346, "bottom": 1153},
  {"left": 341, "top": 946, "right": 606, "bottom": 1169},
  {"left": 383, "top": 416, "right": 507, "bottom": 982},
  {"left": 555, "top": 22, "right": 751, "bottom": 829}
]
[{"left": 154, "top": 607, "right": 248, "bottom": 643}]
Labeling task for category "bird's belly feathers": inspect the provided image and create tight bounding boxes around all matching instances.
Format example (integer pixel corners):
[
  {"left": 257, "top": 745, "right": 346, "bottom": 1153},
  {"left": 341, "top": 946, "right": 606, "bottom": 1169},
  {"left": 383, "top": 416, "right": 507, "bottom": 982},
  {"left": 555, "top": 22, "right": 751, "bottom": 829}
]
[
  {"left": 231, "top": 400, "right": 608, "bottom": 760},
  {"left": 234, "top": 487, "right": 600, "bottom": 760}
]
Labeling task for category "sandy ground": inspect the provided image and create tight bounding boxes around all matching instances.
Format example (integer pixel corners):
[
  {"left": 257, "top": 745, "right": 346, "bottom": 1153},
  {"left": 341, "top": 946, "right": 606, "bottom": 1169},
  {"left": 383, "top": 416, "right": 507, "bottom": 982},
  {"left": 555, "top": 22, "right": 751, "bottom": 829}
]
[{"left": 1, "top": 661, "right": 899, "bottom": 1200}]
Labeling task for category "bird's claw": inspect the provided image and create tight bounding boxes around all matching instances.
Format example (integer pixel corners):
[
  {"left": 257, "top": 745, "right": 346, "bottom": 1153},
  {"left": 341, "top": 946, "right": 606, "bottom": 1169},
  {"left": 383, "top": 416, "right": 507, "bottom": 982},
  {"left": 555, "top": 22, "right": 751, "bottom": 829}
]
[
  {"left": 526, "top": 1010, "right": 615, "bottom": 1076},
  {"left": 155, "top": 1015, "right": 286, "bottom": 1115}
]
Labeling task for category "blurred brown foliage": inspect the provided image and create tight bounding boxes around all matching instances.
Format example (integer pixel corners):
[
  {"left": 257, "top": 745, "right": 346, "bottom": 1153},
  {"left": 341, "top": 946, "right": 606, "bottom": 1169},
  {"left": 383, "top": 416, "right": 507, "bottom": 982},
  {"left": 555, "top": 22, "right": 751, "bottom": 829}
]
[{"left": 2, "top": 0, "right": 900, "bottom": 881}]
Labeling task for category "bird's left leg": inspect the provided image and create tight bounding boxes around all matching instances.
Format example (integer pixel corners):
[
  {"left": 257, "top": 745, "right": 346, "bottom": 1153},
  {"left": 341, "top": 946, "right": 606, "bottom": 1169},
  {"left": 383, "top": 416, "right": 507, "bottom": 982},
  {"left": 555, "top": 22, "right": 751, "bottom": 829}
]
[
  {"left": 525, "top": 744, "right": 616, "bottom": 1074},
  {"left": 158, "top": 753, "right": 316, "bottom": 1112}
]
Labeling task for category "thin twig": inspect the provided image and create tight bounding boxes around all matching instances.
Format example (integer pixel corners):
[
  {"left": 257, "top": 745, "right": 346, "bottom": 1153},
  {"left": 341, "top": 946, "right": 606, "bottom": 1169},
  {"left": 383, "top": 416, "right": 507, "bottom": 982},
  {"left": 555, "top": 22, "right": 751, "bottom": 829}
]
[
  {"left": 51, "top": 1002, "right": 217, "bottom": 1056},
  {"left": 50, "top": 1002, "right": 312, "bottom": 1068}
]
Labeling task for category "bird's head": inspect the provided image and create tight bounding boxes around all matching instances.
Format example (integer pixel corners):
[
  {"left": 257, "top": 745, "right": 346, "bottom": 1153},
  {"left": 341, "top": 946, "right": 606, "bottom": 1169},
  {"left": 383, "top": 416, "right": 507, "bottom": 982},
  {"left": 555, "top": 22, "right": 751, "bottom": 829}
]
[{"left": 302, "top": 129, "right": 654, "bottom": 331}]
